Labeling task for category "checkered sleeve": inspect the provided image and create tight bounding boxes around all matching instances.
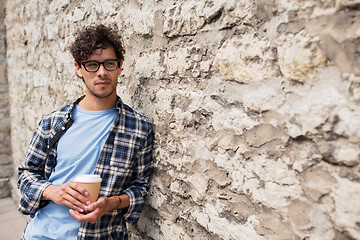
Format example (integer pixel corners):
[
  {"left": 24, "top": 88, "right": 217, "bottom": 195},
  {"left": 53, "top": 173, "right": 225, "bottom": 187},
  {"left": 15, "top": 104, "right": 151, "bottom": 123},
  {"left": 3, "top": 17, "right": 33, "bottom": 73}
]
[
  {"left": 122, "top": 124, "right": 154, "bottom": 224},
  {"left": 17, "top": 118, "right": 52, "bottom": 216}
]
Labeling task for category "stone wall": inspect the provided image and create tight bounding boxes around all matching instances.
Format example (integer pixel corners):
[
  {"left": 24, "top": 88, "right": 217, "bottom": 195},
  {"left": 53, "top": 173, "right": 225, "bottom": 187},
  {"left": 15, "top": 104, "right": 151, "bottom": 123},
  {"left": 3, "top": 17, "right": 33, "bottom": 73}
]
[
  {"left": 5, "top": 0, "right": 360, "bottom": 239},
  {"left": 0, "top": 0, "right": 11, "bottom": 199}
]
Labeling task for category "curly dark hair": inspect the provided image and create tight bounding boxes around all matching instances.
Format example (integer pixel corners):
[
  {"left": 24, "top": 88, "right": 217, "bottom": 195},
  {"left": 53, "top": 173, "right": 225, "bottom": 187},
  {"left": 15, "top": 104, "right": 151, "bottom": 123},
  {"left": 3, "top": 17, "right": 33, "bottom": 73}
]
[{"left": 70, "top": 24, "right": 125, "bottom": 64}]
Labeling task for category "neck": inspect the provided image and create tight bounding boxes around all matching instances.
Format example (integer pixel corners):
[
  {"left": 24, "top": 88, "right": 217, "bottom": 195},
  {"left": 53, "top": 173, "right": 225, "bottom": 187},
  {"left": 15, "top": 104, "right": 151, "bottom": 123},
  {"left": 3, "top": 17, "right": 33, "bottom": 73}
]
[{"left": 78, "top": 94, "right": 117, "bottom": 111}]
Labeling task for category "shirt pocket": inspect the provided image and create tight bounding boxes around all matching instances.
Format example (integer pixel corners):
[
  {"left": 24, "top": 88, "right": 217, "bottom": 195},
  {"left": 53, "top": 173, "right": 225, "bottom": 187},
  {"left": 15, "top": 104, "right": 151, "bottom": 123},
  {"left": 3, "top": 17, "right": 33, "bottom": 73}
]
[{"left": 110, "top": 132, "right": 142, "bottom": 168}]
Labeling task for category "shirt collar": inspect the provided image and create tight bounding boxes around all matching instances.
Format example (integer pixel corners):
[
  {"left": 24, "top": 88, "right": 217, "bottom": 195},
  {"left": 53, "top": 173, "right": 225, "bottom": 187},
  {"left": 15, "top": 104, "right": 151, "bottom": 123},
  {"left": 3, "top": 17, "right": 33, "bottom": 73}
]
[{"left": 66, "top": 95, "right": 123, "bottom": 119}]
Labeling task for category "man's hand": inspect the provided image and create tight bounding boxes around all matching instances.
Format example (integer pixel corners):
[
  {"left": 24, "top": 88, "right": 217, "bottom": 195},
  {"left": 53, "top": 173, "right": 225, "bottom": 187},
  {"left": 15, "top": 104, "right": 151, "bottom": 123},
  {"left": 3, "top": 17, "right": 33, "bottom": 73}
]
[
  {"left": 69, "top": 194, "right": 130, "bottom": 224},
  {"left": 69, "top": 197, "right": 114, "bottom": 224},
  {"left": 42, "top": 181, "right": 90, "bottom": 213}
]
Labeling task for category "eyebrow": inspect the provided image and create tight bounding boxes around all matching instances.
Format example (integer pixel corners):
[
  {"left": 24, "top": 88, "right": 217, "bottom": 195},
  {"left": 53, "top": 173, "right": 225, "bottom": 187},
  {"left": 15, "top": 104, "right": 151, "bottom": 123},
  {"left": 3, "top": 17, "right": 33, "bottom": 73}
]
[{"left": 84, "top": 58, "right": 118, "bottom": 62}]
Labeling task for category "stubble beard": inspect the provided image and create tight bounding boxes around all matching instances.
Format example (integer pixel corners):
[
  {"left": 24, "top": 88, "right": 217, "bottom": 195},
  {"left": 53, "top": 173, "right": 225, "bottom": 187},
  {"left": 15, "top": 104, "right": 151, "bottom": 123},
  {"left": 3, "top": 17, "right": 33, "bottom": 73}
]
[
  {"left": 89, "top": 88, "right": 115, "bottom": 98},
  {"left": 85, "top": 80, "right": 116, "bottom": 99}
]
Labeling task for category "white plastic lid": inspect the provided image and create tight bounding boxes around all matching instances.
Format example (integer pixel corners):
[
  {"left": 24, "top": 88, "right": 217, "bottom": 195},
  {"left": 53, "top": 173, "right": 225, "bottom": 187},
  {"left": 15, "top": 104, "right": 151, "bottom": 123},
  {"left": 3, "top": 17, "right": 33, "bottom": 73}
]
[{"left": 75, "top": 174, "right": 102, "bottom": 183}]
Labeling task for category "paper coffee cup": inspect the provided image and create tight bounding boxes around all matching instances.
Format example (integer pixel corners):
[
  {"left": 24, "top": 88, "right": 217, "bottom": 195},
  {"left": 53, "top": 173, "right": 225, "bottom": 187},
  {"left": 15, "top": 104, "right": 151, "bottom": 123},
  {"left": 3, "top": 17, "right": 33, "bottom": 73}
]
[{"left": 75, "top": 174, "right": 102, "bottom": 203}]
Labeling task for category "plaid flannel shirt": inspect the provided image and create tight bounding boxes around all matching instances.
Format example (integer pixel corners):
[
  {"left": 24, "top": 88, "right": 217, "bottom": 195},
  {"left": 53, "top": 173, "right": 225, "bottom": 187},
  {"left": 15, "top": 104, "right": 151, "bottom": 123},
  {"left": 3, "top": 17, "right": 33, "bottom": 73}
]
[{"left": 18, "top": 96, "right": 153, "bottom": 240}]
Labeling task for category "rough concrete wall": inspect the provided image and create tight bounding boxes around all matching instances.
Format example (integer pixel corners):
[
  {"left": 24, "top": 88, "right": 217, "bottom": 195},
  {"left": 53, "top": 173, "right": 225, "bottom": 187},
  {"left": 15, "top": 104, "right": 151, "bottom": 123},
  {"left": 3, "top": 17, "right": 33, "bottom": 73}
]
[
  {"left": 5, "top": 0, "right": 360, "bottom": 239},
  {"left": 0, "top": 0, "right": 11, "bottom": 199}
]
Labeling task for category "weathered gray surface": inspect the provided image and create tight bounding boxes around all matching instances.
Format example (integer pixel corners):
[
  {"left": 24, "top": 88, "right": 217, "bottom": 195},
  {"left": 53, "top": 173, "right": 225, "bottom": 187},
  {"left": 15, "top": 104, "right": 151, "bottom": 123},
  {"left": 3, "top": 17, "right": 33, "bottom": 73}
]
[
  {"left": 0, "top": 0, "right": 12, "bottom": 199},
  {"left": 5, "top": 0, "right": 360, "bottom": 239}
]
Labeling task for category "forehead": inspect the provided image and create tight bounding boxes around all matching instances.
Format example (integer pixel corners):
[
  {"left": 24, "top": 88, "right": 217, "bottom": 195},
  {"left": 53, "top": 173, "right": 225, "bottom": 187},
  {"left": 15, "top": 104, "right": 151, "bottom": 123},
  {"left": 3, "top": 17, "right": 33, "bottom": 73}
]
[{"left": 87, "top": 46, "right": 117, "bottom": 61}]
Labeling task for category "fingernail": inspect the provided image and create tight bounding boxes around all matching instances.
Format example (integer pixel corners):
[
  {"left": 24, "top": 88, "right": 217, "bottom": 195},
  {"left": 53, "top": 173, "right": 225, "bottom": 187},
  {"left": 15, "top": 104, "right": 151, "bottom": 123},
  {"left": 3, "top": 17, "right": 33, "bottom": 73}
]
[
  {"left": 80, "top": 208, "right": 84, "bottom": 212},
  {"left": 86, "top": 201, "right": 91, "bottom": 205},
  {"left": 85, "top": 191, "right": 89, "bottom": 196}
]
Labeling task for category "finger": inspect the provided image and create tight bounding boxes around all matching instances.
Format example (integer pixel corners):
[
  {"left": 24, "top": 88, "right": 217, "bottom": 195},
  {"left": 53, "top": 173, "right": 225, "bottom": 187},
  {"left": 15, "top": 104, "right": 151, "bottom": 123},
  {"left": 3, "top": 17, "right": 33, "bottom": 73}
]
[
  {"left": 66, "top": 182, "right": 90, "bottom": 203},
  {"left": 69, "top": 181, "right": 89, "bottom": 196},
  {"left": 58, "top": 187, "right": 90, "bottom": 212},
  {"left": 61, "top": 198, "right": 86, "bottom": 213},
  {"left": 84, "top": 210, "right": 101, "bottom": 224},
  {"left": 61, "top": 183, "right": 91, "bottom": 210},
  {"left": 70, "top": 209, "right": 98, "bottom": 224},
  {"left": 69, "top": 209, "right": 85, "bottom": 222},
  {"left": 85, "top": 197, "right": 106, "bottom": 212},
  {"left": 60, "top": 190, "right": 89, "bottom": 210}
]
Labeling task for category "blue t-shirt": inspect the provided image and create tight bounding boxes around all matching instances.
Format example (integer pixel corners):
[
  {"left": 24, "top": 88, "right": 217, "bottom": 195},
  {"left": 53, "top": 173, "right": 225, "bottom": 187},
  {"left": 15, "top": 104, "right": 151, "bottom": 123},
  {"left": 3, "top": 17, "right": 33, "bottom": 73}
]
[{"left": 24, "top": 105, "right": 117, "bottom": 239}]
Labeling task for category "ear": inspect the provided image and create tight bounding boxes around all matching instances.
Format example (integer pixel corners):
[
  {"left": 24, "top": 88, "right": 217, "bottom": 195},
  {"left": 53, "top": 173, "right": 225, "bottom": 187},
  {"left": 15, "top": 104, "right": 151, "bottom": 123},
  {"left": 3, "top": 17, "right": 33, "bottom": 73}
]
[
  {"left": 74, "top": 62, "right": 83, "bottom": 78},
  {"left": 117, "top": 61, "right": 124, "bottom": 76}
]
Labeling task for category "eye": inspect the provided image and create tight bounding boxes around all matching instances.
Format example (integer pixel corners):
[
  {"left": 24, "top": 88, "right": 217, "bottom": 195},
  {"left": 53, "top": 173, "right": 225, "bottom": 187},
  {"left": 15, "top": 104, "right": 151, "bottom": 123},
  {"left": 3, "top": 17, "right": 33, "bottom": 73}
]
[
  {"left": 105, "top": 60, "right": 117, "bottom": 67},
  {"left": 86, "top": 62, "right": 99, "bottom": 68}
]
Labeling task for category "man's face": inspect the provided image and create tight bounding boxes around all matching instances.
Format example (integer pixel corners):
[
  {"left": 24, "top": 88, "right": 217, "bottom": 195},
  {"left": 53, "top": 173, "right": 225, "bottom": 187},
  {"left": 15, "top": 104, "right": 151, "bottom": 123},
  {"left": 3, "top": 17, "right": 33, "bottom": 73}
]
[{"left": 74, "top": 46, "right": 123, "bottom": 99}]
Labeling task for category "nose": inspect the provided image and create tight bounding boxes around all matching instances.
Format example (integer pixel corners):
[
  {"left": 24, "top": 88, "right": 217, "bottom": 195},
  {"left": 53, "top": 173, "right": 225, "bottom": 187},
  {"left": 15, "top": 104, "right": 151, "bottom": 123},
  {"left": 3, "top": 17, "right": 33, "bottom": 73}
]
[{"left": 97, "top": 64, "right": 108, "bottom": 77}]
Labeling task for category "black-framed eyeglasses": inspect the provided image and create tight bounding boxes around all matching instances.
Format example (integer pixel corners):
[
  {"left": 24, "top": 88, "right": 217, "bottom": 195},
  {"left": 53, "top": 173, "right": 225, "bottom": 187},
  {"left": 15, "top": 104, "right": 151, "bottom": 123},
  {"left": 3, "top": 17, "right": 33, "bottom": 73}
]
[{"left": 81, "top": 59, "right": 120, "bottom": 72}]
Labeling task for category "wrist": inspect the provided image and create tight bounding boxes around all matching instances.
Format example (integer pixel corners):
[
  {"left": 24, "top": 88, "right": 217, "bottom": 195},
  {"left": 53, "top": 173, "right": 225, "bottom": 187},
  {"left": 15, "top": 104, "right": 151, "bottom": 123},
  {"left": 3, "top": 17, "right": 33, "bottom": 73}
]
[
  {"left": 42, "top": 184, "right": 54, "bottom": 200},
  {"left": 114, "top": 196, "right": 122, "bottom": 209},
  {"left": 109, "top": 194, "right": 130, "bottom": 211},
  {"left": 109, "top": 196, "right": 122, "bottom": 211}
]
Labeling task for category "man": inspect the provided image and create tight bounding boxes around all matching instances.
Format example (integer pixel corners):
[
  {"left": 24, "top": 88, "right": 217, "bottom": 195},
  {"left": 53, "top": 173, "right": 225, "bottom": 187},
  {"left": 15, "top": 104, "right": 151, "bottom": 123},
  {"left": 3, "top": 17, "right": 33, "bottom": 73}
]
[{"left": 17, "top": 24, "right": 153, "bottom": 239}]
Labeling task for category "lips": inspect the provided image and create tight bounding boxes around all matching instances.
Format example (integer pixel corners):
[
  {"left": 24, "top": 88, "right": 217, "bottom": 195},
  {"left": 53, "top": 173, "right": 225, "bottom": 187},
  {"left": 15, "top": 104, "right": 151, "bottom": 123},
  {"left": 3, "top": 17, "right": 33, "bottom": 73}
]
[{"left": 95, "top": 80, "right": 111, "bottom": 87}]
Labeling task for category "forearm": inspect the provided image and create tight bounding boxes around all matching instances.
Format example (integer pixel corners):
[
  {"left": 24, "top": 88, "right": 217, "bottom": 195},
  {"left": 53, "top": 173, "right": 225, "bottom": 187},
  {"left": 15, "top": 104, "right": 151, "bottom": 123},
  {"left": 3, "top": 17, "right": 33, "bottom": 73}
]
[{"left": 17, "top": 174, "right": 52, "bottom": 215}]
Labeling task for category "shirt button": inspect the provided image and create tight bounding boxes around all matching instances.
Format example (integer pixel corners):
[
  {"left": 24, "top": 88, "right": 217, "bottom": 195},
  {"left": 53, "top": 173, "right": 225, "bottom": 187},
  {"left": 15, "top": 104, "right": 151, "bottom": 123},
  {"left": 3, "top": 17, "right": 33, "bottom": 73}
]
[{"left": 61, "top": 127, "right": 65, "bottom": 130}]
